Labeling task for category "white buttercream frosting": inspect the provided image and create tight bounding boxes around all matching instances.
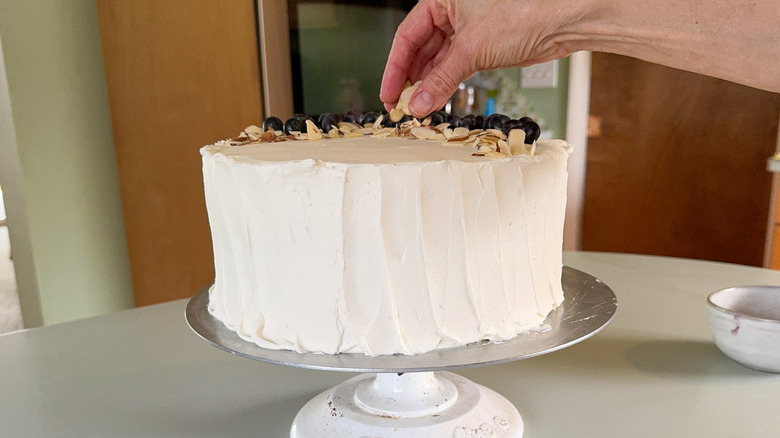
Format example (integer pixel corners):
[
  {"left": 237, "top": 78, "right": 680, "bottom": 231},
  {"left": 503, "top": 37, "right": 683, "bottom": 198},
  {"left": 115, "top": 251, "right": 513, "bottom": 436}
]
[{"left": 201, "top": 136, "right": 572, "bottom": 356}]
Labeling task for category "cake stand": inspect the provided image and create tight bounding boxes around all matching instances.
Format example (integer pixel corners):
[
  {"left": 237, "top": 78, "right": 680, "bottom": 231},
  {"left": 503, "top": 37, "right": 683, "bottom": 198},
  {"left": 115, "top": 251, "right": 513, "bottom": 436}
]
[{"left": 186, "top": 266, "right": 617, "bottom": 437}]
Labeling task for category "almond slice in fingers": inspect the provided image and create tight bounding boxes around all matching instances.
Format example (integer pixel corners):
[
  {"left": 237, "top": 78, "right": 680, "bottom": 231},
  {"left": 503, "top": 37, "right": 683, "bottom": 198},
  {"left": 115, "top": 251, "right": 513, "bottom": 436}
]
[{"left": 389, "top": 80, "right": 421, "bottom": 122}]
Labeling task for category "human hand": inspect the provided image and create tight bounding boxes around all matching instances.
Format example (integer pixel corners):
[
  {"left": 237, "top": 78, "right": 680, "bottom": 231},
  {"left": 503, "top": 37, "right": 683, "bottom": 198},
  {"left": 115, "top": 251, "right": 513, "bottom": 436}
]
[{"left": 380, "top": 0, "right": 574, "bottom": 118}]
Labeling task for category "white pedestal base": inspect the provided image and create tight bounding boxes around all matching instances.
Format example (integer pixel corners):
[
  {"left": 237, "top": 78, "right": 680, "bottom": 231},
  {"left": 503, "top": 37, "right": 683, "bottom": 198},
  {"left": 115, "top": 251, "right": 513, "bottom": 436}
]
[{"left": 290, "top": 371, "right": 523, "bottom": 437}]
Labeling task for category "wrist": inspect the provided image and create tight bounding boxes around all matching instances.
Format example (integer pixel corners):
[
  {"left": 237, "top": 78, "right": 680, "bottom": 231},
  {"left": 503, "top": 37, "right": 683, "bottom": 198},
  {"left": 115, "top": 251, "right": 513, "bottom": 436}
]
[
  {"left": 550, "top": 0, "right": 609, "bottom": 53},
  {"left": 519, "top": 0, "right": 605, "bottom": 59}
]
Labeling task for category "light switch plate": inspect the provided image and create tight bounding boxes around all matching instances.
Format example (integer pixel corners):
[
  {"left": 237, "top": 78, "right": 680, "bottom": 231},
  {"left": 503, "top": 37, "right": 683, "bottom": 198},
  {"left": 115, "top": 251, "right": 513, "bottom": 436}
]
[{"left": 521, "top": 60, "right": 558, "bottom": 88}]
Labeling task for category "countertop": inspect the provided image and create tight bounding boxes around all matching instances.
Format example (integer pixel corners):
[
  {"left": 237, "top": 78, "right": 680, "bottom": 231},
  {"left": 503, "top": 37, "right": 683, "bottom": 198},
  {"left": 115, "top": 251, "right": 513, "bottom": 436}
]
[{"left": 1, "top": 252, "right": 779, "bottom": 437}]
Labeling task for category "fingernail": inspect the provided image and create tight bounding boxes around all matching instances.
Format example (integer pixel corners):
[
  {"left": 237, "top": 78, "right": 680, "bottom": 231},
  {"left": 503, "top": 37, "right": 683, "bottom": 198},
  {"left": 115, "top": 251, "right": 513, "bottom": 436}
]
[{"left": 410, "top": 90, "right": 435, "bottom": 117}]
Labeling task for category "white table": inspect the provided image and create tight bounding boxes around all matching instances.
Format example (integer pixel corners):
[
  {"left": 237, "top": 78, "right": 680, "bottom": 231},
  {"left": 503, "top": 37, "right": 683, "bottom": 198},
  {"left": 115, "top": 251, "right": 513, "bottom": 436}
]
[{"left": 1, "top": 252, "right": 779, "bottom": 437}]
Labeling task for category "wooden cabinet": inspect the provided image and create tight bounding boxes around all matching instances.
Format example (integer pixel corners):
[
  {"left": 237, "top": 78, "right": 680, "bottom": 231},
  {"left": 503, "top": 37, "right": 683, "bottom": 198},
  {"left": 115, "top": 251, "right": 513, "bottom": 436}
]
[
  {"left": 768, "top": 172, "right": 780, "bottom": 269},
  {"left": 584, "top": 54, "right": 780, "bottom": 268},
  {"left": 96, "top": 1, "right": 265, "bottom": 305}
]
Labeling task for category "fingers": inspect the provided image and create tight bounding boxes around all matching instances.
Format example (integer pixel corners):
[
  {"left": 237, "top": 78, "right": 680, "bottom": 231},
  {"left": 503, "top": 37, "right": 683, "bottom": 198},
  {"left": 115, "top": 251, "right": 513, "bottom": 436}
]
[
  {"left": 383, "top": 30, "right": 449, "bottom": 113},
  {"left": 407, "top": 29, "right": 448, "bottom": 82},
  {"left": 408, "top": 41, "right": 475, "bottom": 117},
  {"left": 380, "top": 2, "right": 440, "bottom": 108}
]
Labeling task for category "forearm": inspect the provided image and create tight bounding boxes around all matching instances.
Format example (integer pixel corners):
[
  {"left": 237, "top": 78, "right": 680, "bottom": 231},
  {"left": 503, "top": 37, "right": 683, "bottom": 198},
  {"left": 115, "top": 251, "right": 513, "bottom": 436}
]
[
  {"left": 560, "top": 0, "right": 780, "bottom": 92},
  {"left": 381, "top": 0, "right": 779, "bottom": 116}
]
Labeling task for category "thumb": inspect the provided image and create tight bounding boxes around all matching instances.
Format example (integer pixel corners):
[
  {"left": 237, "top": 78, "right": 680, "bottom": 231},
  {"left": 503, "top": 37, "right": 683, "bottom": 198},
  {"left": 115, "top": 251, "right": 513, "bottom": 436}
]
[{"left": 409, "top": 48, "right": 474, "bottom": 118}]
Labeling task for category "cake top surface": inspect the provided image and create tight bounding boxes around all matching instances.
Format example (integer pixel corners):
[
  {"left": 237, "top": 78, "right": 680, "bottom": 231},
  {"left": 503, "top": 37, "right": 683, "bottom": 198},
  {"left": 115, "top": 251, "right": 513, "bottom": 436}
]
[
  {"left": 201, "top": 98, "right": 569, "bottom": 165},
  {"left": 202, "top": 136, "right": 570, "bottom": 165}
]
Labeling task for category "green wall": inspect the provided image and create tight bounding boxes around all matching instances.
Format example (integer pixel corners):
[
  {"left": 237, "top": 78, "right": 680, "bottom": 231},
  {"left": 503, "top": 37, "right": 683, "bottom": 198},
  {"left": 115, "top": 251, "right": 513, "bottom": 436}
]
[
  {"left": 0, "top": 0, "right": 134, "bottom": 326},
  {"left": 494, "top": 58, "right": 570, "bottom": 140}
]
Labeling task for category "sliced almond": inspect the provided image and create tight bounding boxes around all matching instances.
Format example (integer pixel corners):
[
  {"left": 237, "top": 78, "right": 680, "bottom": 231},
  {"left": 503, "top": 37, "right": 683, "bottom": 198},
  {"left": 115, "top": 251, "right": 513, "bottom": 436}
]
[
  {"left": 480, "top": 135, "right": 500, "bottom": 144},
  {"left": 410, "top": 126, "right": 436, "bottom": 139},
  {"left": 372, "top": 127, "right": 395, "bottom": 138},
  {"left": 452, "top": 127, "right": 469, "bottom": 138},
  {"left": 343, "top": 131, "right": 364, "bottom": 138},
  {"left": 497, "top": 139, "right": 510, "bottom": 155},
  {"left": 511, "top": 144, "right": 528, "bottom": 155},
  {"left": 328, "top": 128, "right": 341, "bottom": 139},
  {"left": 372, "top": 114, "right": 385, "bottom": 130},
  {"left": 389, "top": 107, "right": 406, "bottom": 123},
  {"left": 486, "top": 129, "right": 507, "bottom": 140},
  {"left": 486, "top": 151, "right": 507, "bottom": 159},
  {"left": 389, "top": 80, "right": 420, "bottom": 121},
  {"left": 244, "top": 125, "right": 264, "bottom": 140},
  {"left": 397, "top": 127, "right": 414, "bottom": 139},
  {"left": 230, "top": 130, "right": 250, "bottom": 144},
  {"left": 508, "top": 129, "right": 528, "bottom": 155},
  {"left": 397, "top": 80, "right": 417, "bottom": 104},
  {"left": 305, "top": 120, "right": 323, "bottom": 141},
  {"left": 338, "top": 121, "right": 361, "bottom": 132},
  {"left": 261, "top": 129, "right": 277, "bottom": 142},
  {"left": 399, "top": 120, "right": 415, "bottom": 130},
  {"left": 507, "top": 128, "right": 526, "bottom": 147},
  {"left": 353, "top": 127, "right": 374, "bottom": 135}
]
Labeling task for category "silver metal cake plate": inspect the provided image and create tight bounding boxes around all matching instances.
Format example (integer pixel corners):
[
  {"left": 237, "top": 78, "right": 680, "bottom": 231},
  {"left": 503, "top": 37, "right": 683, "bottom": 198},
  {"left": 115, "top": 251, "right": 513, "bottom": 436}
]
[
  {"left": 186, "top": 266, "right": 617, "bottom": 438},
  {"left": 186, "top": 266, "right": 617, "bottom": 373}
]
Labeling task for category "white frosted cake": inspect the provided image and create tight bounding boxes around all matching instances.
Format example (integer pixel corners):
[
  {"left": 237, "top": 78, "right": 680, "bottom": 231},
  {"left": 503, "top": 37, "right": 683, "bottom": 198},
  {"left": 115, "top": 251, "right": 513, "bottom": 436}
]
[{"left": 201, "top": 117, "right": 571, "bottom": 356}]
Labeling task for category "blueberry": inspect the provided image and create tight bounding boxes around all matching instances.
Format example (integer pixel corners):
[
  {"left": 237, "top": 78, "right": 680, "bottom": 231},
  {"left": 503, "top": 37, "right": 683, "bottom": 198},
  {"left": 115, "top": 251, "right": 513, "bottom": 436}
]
[
  {"left": 294, "top": 113, "right": 314, "bottom": 123},
  {"left": 460, "top": 115, "right": 476, "bottom": 130},
  {"left": 485, "top": 114, "right": 510, "bottom": 131},
  {"left": 284, "top": 117, "right": 307, "bottom": 135},
  {"left": 381, "top": 113, "right": 396, "bottom": 128},
  {"left": 519, "top": 116, "right": 534, "bottom": 124},
  {"left": 444, "top": 113, "right": 462, "bottom": 129},
  {"left": 343, "top": 110, "right": 363, "bottom": 125},
  {"left": 501, "top": 119, "right": 525, "bottom": 136},
  {"left": 428, "top": 111, "right": 447, "bottom": 126},
  {"left": 318, "top": 113, "right": 340, "bottom": 133},
  {"left": 395, "top": 114, "right": 413, "bottom": 126},
  {"left": 262, "top": 116, "right": 283, "bottom": 132},
  {"left": 520, "top": 120, "right": 541, "bottom": 144},
  {"left": 472, "top": 114, "right": 486, "bottom": 130},
  {"left": 361, "top": 111, "right": 380, "bottom": 126}
]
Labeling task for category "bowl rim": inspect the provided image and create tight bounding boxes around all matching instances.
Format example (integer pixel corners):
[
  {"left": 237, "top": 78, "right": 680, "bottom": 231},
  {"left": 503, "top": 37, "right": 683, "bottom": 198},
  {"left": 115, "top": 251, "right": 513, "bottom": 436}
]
[{"left": 707, "top": 285, "right": 780, "bottom": 324}]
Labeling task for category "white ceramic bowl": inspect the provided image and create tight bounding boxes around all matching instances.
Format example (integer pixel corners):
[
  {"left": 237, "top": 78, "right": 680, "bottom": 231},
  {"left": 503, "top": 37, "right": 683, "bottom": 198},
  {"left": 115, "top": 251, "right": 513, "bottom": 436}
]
[{"left": 707, "top": 286, "right": 780, "bottom": 373}]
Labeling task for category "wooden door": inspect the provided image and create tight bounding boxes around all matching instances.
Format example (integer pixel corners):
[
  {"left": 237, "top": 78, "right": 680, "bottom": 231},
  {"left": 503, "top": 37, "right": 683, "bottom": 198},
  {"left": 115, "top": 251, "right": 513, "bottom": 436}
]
[
  {"left": 583, "top": 53, "right": 780, "bottom": 267},
  {"left": 96, "top": 1, "right": 264, "bottom": 305}
]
